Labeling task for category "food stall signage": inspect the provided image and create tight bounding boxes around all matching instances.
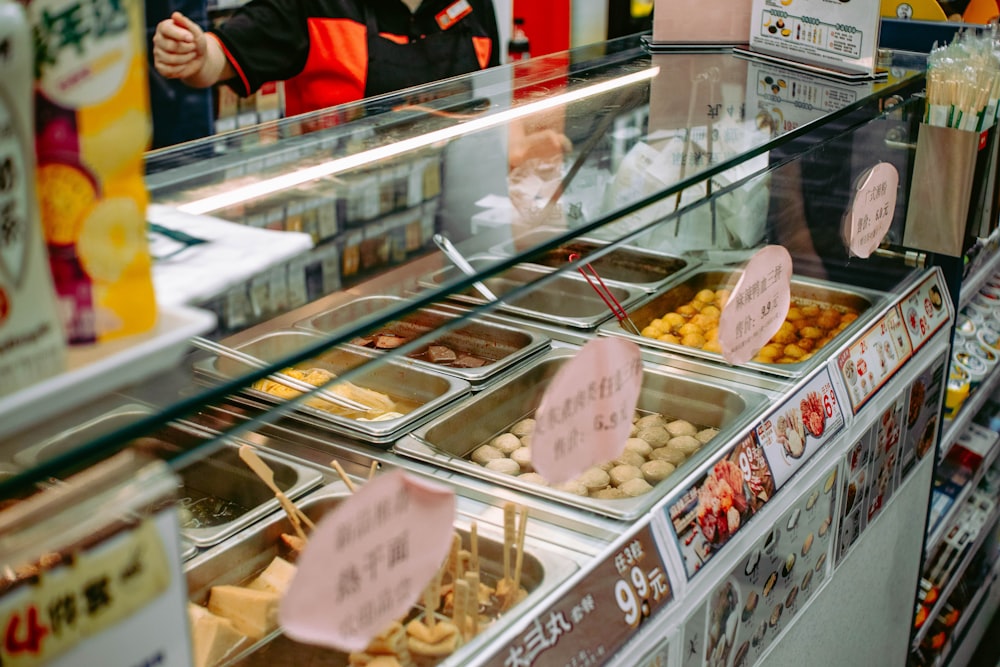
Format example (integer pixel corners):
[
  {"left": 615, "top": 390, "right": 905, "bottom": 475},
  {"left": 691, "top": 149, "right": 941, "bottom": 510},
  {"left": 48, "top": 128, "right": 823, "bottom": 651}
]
[
  {"left": 718, "top": 245, "right": 792, "bottom": 365},
  {"left": 899, "top": 272, "right": 950, "bottom": 353},
  {"left": 836, "top": 307, "right": 913, "bottom": 413},
  {"left": 280, "top": 470, "right": 455, "bottom": 652},
  {"left": 845, "top": 163, "right": 898, "bottom": 259},
  {"left": 531, "top": 338, "right": 643, "bottom": 485},
  {"left": 481, "top": 522, "right": 672, "bottom": 667},
  {"left": 667, "top": 434, "right": 777, "bottom": 580},
  {"left": 747, "top": 0, "right": 883, "bottom": 77},
  {"left": 0, "top": 517, "right": 172, "bottom": 667},
  {"left": 756, "top": 368, "right": 845, "bottom": 489}
]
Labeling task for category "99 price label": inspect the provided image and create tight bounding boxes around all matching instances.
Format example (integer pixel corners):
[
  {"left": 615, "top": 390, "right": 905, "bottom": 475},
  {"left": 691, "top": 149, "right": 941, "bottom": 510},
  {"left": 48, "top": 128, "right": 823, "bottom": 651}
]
[{"left": 612, "top": 535, "right": 673, "bottom": 628}]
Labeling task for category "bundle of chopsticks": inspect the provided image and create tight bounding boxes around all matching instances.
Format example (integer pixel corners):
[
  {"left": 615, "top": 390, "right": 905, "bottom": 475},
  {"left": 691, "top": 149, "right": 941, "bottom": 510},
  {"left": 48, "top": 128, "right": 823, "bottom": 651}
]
[{"left": 925, "top": 29, "right": 1000, "bottom": 132}]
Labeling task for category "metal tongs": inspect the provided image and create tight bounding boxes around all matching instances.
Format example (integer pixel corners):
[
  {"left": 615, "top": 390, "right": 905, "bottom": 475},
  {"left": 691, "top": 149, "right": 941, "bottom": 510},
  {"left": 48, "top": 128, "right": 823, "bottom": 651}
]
[
  {"left": 568, "top": 253, "right": 642, "bottom": 335},
  {"left": 190, "top": 336, "right": 374, "bottom": 413},
  {"left": 433, "top": 233, "right": 499, "bottom": 302}
]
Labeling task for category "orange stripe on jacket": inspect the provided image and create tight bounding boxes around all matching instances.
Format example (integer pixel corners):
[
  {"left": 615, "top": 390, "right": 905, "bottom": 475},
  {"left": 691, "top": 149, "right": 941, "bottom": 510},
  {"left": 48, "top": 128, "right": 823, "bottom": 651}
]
[
  {"left": 284, "top": 18, "right": 368, "bottom": 117},
  {"left": 472, "top": 35, "right": 491, "bottom": 69},
  {"left": 209, "top": 32, "right": 251, "bottom": 96}
]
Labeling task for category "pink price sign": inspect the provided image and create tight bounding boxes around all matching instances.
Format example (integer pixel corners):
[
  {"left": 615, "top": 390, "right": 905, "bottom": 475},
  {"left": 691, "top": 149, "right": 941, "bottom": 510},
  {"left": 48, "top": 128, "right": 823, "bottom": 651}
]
[
  {"left": 845, "top": 163, "right": 898, "bottom": 259},
  {"left": 280, "top": 470, "right": 456, "bottom": 653},
  {"left": 718, "top": 245, "right": 793, "bottom": 366},
  {"left": 532, "top": 338, "right": 644, "bottom": 485}
]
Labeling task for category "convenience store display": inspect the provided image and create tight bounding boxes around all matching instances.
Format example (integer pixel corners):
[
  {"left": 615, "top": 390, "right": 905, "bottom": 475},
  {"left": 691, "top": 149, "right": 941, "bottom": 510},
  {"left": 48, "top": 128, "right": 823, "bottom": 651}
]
[{"left": 3, "top": 38, "right": 995, "bottom": 667}]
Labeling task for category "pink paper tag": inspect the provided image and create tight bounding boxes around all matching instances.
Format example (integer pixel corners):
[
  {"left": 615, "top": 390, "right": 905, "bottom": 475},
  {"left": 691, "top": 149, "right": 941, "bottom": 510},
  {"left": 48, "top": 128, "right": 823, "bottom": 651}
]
[
  {"left": 718, "top": 245, "right": 793, "bottom": 365},
  {"left": 279, "top": 470, "right": 456, "bottom": 652},
  {"left": 845, "top": 163, "right": 898, "bottom": 259},
  {"left": 532, "top": 338, "right": 644, "bottom": 484}
]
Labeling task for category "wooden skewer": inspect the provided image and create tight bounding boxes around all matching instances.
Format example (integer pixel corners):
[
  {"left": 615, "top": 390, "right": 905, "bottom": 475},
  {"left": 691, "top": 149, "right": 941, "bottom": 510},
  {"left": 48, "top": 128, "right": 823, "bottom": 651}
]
[
  {"left": 503, "top": 502, "right": 515, "bottom": 583},
  {"left": 453, "top": 579, "right": 469, "bottom": 641},
  {"left": 449, "top": 533, "right": 463, "bottom": 583},
  {"left": 330, "top": 459, "right": 357, "bottom": 493},
  {"left": 470, "top": 522, "right": 479, "bottom": 578},
  {"left": 512, "top": 507, "right": 529, "bottom": 599},
  {"left": 465, "top": 571, "right": 480, "bottom": 638},
  {"left": 368, "top": 461, "right": 379, "bottom": 481},
  {"left": 239, "top": 444, "right": 315, "bottom": 533}
]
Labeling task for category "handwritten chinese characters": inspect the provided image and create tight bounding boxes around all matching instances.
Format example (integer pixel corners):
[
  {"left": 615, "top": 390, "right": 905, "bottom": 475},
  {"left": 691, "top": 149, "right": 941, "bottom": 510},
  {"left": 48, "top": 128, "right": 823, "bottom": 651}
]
[
  {"left": 846, "top": 163, "right": 898, "bottom": 259},
  {"left": 719, "top": 245, "right": 793, "bottom": 365}
]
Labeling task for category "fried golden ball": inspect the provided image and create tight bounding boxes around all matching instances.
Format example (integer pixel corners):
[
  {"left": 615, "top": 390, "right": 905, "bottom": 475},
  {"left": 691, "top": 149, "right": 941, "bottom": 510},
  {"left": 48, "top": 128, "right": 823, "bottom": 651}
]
[{"left": 696, "top": 289, "right": 717, "bottom": 304}]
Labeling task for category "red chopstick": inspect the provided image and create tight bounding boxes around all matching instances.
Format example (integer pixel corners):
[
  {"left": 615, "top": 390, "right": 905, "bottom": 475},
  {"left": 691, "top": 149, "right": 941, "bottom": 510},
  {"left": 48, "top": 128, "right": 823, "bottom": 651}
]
[{"left": 568, "top": 253, "right": 642, "bottom": 335}]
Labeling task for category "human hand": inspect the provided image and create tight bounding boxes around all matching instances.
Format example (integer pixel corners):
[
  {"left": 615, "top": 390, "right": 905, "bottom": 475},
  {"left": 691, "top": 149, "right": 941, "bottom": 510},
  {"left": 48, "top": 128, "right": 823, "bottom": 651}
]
[
  {"left": 152, "top": 12, "right": 207, "bottom": 80},
  {"left": 508, "top": 128, "right": 572, "bottom": 171}
]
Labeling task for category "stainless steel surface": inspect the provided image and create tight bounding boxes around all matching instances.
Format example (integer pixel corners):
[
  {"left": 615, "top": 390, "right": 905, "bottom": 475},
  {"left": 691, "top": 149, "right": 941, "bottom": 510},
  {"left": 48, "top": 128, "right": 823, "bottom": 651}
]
[
  {"left": 395, "top": 349, "right": 766, "bottom": 521},
  {"left": 490, "top": 232, "right": 696, "bottom": 293},
  {"left": 295, "top": 296, "right": 550, "bottom": 388},
  {"left": 418, "top": 258, "right": 647, "bottom": 331},
  {"left": 195, "top": 330, "right": 471, "bottom": 445},
  {"left": 186, "top": 482, "right": 579, "bottom": 666},
  {"left": 190, "top": 336, "right": 373, "bottom": 413},
  {"left": 598, "top": 268, "right": 881, "bottom": 379},
  {"left": 177, "top": 443, "right": 323, "bottom": 548}
]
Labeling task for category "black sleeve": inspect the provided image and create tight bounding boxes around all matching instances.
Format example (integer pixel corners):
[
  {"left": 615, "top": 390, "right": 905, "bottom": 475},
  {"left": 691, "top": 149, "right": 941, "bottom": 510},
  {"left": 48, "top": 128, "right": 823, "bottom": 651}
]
[
  {"left": 476, "top": 0, "right": 501, "bottom": 67},
  {"left": 210, "top": 0, "right": 311, "bottom": 96}
]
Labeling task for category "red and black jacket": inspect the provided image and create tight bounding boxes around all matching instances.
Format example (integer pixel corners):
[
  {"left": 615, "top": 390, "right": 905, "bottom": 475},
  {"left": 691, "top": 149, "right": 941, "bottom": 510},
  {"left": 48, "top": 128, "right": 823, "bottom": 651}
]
[{"left": 210, "top": 0, "right": 500, "bottom": 116}]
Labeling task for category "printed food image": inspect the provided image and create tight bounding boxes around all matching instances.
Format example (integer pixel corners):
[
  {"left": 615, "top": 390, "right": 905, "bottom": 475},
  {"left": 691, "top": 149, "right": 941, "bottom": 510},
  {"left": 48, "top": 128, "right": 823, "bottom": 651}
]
[
  {"left": 707, "top": 581, "right": 739, "bottom": 667},
  {"left": 775, "top": 407, "right": 807, "bottom": 459},
  {"left": 916, "top": 415, "right": 937, "bottom": 459},
  {"left": 697, "top": 460, "right": 748, "bottom": 544},
  {"left": 800, "top": 391, "right": 826, "bottom": 438},
  {"left": 639, "top": 290, "right": 859, "bottom": 364},
  {"left": 907, "top": 380, "right": 925, "bottom": 428},
  {"left": 36, "top": 161, "right": 98, "bottom": 245},
  {"left": 252, "top": 368, "right": 409, "bottom": 421},
  {"left": 469, "top": 414, "right": 719, "bottom": 499}
]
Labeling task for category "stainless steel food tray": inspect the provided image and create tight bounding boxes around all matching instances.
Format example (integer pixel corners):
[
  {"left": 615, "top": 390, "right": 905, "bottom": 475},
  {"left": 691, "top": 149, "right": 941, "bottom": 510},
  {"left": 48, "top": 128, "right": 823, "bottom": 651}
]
[
  {"left": 489, "top": 232, "right": 697, "bottom": 293},
  {"left": 597, "top": 268, "right": 884, "bottom": 379},
  {"left": 417, "top": 257, "right": 648, "bottom": 330},
  {"left": 294, "top": 296, "right": 550, "bottom": 389},
  {"left": 395, "top": 349, "right": 767, "bottom": 521},
  {"left": 12, "top": 403, "right": 323, "bottom": 548},
  {"left": 193, "top": 330, "right": 472, "bottom": 445},
  {"left": 186, "top": 482, "right": 578, "bottom": 666}
]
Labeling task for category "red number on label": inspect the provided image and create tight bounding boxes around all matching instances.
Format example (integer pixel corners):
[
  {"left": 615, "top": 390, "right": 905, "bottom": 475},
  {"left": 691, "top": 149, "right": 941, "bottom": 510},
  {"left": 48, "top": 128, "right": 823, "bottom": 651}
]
[
  {"left": 5, "top": 606, "right": 49, "bottom": 656},
  {"left": 823, "top": 393, "right": 834, "bottom": 418}
]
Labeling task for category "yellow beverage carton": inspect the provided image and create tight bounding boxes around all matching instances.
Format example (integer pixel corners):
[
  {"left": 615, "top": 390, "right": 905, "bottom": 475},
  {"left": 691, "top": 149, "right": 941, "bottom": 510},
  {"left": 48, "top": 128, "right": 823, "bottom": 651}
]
[{"left": 22, "top": 0, "right": 157, "bottom": 343}]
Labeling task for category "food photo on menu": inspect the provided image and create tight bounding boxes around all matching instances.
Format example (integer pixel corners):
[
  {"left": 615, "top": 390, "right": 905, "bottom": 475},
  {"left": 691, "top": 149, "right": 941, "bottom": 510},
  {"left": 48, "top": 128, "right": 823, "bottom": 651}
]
[{"left": 670, "top": 436, "right": 776, "bottom": 577}]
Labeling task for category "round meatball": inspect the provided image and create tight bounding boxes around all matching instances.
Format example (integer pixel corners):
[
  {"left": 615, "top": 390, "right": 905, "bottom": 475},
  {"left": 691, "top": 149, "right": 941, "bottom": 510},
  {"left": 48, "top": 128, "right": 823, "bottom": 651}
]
[
  {"left": 596, "top": 459, "right": 616, "bottom": 472},
  {"left": 668, "top": 435, "right": 703, "bottom": 455},
  {"left": 511, "top": 447, "right": 533, "bottom": 472},
  {"left": 624, "top": 437, "right": 653, "bottom": 458},
  {"left": 641, "top": 460, "right": 676, "bottom": 484},
  {"left": 510, "top": 419, "right": 536, "bottom": 438},
  {"left": 696, "top": 428, "right": 719, "bottom": 444},
  {"left": 635, "top": 414, "right": 666, "bottom": 430},
  {"left": 630, "top": 424, "right": 640, "bottom": 437},
  {"left": 579, "top": 467, "right": 611, "bottom": 491},
  {"left": 519, "top": 434, "right": 533, "bottom": 448},
  {"left": 555, "top": 480, "right": 589, "bottom": 497},
  {"left": 620, "top": 478, "right": 654, "bottom": 497},
  {"left": 665, "top": 420, "right": 699, "bottom": 437},
  {"left": 518, "top": 472, "right": 548, "bottom": 486},
  {"left": 637, "top": 426, "right": 670, "bottom": 447},
  {"left": 485, "top": 458, "right": 520, "bottom": 475},
  {"left": 650, "top": 447, "right": 687, "bottom": 465},
  {"left": 609, "top": 465, "right": 643, "bottom": 487},
  {"left": 592, "top": 487, "right": 626, "bottom": 500},
  {"left": 614, "top": 451, "right": 646, "bottom": 468},
  {"left": 471, "top": 445, "right": 504, "bottom": 465},
  {"left": 490, "top": 433, "right": 522, "bottom": 455}
]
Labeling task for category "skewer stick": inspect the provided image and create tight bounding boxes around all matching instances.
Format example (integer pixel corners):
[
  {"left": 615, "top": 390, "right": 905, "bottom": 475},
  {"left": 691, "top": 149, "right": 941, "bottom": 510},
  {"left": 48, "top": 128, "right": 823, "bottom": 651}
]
[
  {"left": 423, "top": 580, "right": 437, "bottom": 630},
  {"left": 330, "top": 460, "right": 357, "bottom": 493},
  {"left": 449, "top": 533, "right": 463, "bottom": 583},
  {"left": 453, "top": 579, "right": 469, "bottom": 641},
  {"left": 503, "top": 502, "right": 515, "bottom": 582},
  {"left": 465, "top": 571, "right": 480, "bottom": 638},
  {"left": 470, "top": 522, "right": 480, "bottom": 578},
  {"left": 512, "top": 506, "right": 529, "bottom": 597},
  {"left": 368, "top": 461, "right": 379, "bottom": 481}
]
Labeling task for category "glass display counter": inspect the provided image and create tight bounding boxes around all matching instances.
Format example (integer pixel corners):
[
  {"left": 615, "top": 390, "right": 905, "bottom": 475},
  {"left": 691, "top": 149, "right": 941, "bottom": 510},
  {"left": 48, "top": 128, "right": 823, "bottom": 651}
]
[{"left": 0, "top": 35, "right": 954, "bottom": 667}]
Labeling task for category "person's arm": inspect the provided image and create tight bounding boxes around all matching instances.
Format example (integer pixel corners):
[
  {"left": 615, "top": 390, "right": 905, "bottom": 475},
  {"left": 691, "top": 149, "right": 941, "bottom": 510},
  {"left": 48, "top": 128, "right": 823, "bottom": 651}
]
[{"left": 153, "top": 12, "right": 235, "bottom": 87}]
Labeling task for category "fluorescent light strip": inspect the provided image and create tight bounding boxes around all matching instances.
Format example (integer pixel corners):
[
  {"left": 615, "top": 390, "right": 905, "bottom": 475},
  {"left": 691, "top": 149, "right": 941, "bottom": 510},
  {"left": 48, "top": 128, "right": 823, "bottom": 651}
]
[{"left": 178, "top": 67, "right": 660, "bottom": 215}]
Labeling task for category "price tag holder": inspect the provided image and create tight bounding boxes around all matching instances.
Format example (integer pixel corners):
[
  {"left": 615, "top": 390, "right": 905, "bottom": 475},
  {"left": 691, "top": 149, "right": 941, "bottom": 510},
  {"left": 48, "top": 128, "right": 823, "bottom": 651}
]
[
  {"left": 844, "top": 163, "right": 898, "bottom": 258},
  {"left": 718, "top": 245, "right": 793, "bottom": 365},
  {"left": 281, "top": 470, "right": 455, "bottom": 652},
  {"left": 745, "top": 0, "right": 883, "bottom": 78},
  {"left": 532, "top": 338, "right": 644, "bottom": 485},
  {"left": 756, "top": 367, "right": 845, "bottom": 489},
  {"left": 836, "top": 307, "right": 913, "bottom": 413},
  {"left": 481, "top": 521, "right": 673, "bottom": 667},
  {"left": 666, "top": 434, "right": 776, "bottom": 580},
  {"left": 900, "top": 271, "right": 951, "bottom": 352}
]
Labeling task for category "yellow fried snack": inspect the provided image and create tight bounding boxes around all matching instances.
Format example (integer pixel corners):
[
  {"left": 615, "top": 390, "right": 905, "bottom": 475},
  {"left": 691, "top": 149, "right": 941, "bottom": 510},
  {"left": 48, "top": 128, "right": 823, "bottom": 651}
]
[
  {"left": 77, "top": 198, "right": 145, "bottom": 284},
  {"left": 37, "top": 162, "right": 98, "bottom": 245}
]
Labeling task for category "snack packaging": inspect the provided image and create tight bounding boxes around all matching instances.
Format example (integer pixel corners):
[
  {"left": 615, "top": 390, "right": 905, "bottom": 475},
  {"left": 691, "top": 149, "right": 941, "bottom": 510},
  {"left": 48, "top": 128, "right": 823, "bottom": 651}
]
[{"left": 22, "top": 0, "right": 157, "bottom": 343}]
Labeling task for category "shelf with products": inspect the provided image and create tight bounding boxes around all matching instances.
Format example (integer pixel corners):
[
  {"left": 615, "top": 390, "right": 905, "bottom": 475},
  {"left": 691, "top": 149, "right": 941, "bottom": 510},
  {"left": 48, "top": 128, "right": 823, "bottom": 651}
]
[
  {"left": 933, "top": 556, "right": 1000, "bottom": 667},
  {"left": 0, "top": 38, "right": 958, "bottom": 667},
  {"left": 912, "top": 461, "right": 1000, "bottom": 653}
]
